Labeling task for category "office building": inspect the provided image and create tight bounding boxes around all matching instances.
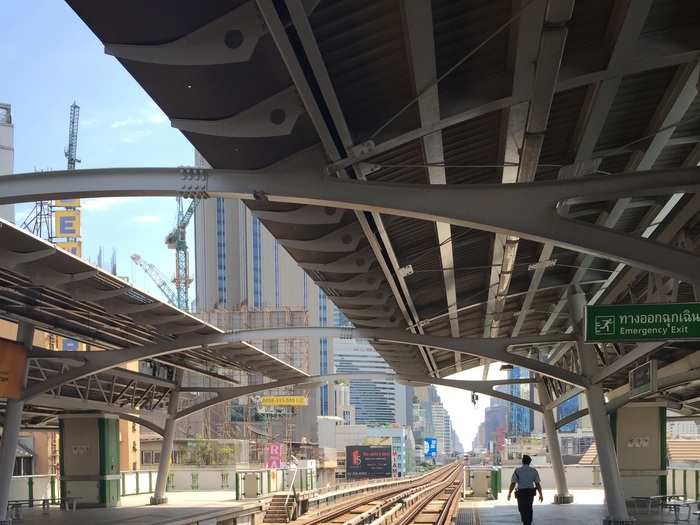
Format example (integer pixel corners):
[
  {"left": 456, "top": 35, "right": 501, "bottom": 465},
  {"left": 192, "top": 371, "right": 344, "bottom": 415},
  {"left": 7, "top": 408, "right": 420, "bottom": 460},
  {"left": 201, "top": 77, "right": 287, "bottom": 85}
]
[
  {"left": 317, "top": 418, "right": 415, "bottom": 477},
  {"left": 333, "top": 338, "right": 407, "bottom": 425},
  {"left": 508, "top": 367, "right": 534, "bottom": 436},
  {"left": 193, "top": 151, "right": 411, "bottom": 439}
]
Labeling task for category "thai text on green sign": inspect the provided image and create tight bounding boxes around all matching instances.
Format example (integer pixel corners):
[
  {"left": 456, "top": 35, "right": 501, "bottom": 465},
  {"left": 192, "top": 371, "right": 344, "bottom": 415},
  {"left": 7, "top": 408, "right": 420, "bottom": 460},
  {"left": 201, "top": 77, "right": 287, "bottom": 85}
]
[{"left": 585, "top": 303, "right": 700, "bottom": 342}]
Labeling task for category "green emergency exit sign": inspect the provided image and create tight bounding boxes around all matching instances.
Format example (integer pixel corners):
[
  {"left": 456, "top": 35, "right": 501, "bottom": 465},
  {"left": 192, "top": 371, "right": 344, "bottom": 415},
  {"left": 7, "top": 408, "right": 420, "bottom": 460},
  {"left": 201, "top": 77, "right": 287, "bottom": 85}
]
[{"left": 585, "top": 303, "right": 700, "bottom": 342}]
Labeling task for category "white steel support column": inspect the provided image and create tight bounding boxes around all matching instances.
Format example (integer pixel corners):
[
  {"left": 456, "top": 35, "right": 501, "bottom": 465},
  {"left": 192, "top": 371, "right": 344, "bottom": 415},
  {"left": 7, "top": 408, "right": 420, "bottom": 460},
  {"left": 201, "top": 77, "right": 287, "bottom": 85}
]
[
  {"left": 150, "top": 370, "right": 183, "bottom": 505},
  {"left": 0, "top": 322, "right": 33, "bottom": 524},
  {"left": 536, "top": 382, "right": 573, "bottom": 504},
  {"left": 568, "top": 291, "right": 632, "bottom": 524}
]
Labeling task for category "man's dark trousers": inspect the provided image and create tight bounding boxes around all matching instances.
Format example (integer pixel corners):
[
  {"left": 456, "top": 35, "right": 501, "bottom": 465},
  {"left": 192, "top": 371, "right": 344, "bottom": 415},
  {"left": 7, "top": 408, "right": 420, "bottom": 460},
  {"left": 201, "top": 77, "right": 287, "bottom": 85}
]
[{"left": 515, "top": 488, "right": 536, "bottom": 525}]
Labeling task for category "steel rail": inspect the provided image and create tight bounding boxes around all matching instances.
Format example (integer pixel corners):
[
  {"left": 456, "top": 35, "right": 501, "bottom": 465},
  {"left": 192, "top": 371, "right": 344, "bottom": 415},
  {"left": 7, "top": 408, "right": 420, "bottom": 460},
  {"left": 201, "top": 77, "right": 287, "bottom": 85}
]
[
  {"left": 299, "top": 464, "right": 457, "bottom": 525},
  {"left": 391, "top": 468, "right": 463, "bottom": 525}
]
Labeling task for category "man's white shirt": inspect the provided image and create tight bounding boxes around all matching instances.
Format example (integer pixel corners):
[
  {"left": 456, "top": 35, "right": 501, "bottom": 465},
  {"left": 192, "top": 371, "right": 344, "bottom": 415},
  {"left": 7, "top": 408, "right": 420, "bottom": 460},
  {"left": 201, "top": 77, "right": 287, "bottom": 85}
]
[{"left": 511, "top": 465, "right": 540, "bottom": 489}]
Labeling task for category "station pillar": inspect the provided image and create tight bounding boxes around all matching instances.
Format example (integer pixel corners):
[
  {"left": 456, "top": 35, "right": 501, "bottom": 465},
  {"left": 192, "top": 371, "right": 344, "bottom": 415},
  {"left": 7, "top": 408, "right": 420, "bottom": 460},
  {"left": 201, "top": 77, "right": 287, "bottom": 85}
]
[
  {"left": 612, "top": 405, "right": 667, "bottom": 497},
  {"left": 151, "top": 369, "right": 183, "bottom": 505},
  {"left": 568, "top": 291, "right": 633, "bottom": 525},
  {"left": 536, "top": 382, "right": 573, "bottom": 504},
  {"left": 59, "top": 413, "right": 121, "bottom": 507},
  {"left": 0, "top": 323, "right": 33, "bottom": 525}
]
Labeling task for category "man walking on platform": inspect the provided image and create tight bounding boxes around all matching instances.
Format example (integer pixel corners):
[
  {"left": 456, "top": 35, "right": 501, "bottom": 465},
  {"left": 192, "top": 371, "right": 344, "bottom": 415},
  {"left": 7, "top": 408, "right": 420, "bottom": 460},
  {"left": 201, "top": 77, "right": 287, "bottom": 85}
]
[{"left": 507, "top": 455, "right": 543, "bottom": 525}]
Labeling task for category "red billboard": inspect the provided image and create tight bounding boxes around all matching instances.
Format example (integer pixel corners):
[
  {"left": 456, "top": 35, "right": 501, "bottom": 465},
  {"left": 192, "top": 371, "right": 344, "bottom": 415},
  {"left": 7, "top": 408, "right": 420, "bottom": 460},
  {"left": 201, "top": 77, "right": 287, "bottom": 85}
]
[{"left": 346, "top": 446, "right": 392, "bottom": 480}]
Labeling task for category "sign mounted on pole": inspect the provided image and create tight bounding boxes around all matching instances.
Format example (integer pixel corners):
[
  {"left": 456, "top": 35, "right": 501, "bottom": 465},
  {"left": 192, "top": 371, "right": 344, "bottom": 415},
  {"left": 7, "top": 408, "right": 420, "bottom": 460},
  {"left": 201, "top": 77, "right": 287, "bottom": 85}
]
[
  {"left": 586, "top": 303, "right": 700, "bottom": 342},
  {"left": 628, "top": 361, "right": 657, "bottom": 399},
  {"left": 423, "top": 437, "right": 437, "bottom": 459}
]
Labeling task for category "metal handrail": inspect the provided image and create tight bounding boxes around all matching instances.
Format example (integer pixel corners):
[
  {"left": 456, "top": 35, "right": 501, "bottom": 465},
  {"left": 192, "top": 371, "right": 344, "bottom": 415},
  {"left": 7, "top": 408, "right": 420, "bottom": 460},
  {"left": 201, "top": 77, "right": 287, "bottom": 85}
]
[{"left": 284, "top": 466, "right": 298, "bottom": 514}]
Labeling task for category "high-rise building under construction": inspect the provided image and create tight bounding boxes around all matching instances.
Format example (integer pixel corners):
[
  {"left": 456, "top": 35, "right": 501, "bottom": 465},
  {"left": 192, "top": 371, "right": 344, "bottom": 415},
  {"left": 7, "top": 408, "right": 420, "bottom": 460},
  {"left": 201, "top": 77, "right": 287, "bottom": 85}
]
[
  {"left": 193, "top": 152, "right": 410, "bottom": 442},
  {"left": 193, "top": 151, "right": 323, "bottom": 442}
]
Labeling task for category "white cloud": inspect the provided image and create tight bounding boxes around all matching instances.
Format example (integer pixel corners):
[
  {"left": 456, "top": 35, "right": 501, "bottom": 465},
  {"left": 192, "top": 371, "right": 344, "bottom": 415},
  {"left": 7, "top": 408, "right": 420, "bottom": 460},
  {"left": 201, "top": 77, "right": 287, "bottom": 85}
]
[
  {"left": 111, "top": 107, "right": 168, "bottom": 129},
  {"left": 111, "top": 116, "right": 142, "bottom": 129},
  {"left": 133, "top": 215, "right": 162, "bottom": 224},
  {"left": 146, "top": 112, "right": 167, "bottom": 125},
  {"left": 119, "top": 129, "right": 153, "bottom": 144},
  {"left": 81, "top": 197, "right": 137, "bottom": 211}
]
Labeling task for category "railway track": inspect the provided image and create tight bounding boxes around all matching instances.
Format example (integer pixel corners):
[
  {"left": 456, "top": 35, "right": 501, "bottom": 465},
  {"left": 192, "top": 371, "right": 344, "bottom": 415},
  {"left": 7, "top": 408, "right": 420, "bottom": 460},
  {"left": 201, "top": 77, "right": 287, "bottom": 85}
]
[
  {"left": 294, "top": 463, "right": 463, "bottom": 525},
  {"left": 385, "top": 467, "right": 463, "bottom": 525}
]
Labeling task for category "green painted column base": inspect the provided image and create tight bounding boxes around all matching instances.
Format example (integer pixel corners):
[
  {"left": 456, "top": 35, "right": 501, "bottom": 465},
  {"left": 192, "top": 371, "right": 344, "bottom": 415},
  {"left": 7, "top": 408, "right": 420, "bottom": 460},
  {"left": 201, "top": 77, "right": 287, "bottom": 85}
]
[{"left": 100, "top": 479, "right": 120, "bottom": 508}]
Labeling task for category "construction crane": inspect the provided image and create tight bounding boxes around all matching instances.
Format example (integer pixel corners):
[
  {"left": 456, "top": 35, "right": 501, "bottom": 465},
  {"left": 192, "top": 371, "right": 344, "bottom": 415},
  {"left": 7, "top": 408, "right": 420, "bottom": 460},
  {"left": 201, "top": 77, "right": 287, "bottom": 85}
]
[
  {"left": 64, "top": 102, "right": 81, "bottom": 169},
  {"left": 131, "top": 254, "right": 179, "bottom": 307},
  {"left": 20, "top": 179, "right": 53, "bottom": 239},
  {"left": 165, "top": 195, "right": 199, "bottom": 311},
  {"left": 22, "top": 102, "right": 81, "bottom": 238}
]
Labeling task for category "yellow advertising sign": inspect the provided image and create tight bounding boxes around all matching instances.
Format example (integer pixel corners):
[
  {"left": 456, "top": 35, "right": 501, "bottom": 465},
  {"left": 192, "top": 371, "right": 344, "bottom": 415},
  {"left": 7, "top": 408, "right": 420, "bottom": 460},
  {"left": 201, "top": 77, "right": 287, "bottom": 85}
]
[
  {"left": 260, "top": 395, "right": 308, "bottom": 407},
  {"left": 54, "top": 210, "right": 81, "bottom": 238},
  {"left": 54, "top": 199, "right": 81, "bottom": 207},
  {"left": 0, "top": 339, "right": 27, "bottom": 399},
  {"left": 56, "top": 241, "right": 82, "bottom": 257},
  {"left": 365, "top": 437, "right": 391, "bottom": 446}
]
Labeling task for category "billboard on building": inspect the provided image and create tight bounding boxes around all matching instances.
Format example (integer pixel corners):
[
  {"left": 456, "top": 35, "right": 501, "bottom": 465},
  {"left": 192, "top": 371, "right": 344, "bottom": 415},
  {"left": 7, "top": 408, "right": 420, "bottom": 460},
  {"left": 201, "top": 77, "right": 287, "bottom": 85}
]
[
  {"left": 0, "top": 339, "right": 27, "bottom": 399},
  {"left": 346, "top": 446, "right": 392, "bottom": 479},
  {"left": 264, "top": 442, "right": 284, "bottom": 468},
  {"left": 260, "top": 395, "right": 308, "bottom": 407},
  {"left": 423, "top": 437, "right": 437, "bottom": 459},
  {"left": 54, "top": 209, "right": 81, "bottom": 238}
]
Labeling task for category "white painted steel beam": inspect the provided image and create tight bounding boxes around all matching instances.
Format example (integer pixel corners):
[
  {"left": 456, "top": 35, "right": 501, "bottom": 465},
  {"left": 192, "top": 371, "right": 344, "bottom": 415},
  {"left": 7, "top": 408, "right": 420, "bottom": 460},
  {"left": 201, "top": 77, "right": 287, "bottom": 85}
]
[
  {"left": 402, "top": 0, "right": 460, "bottom": 362},
  {"left": 104, "top": 0, "right": 319, "bottom": 66},
  {"left": 518, "top": 0, "right": 655, "bottom": 347},
  {"left": 5, "top": 162, "right": 700, "bottom": 286},
  {"left": 176, "top": 372, "right": 543, "bottom": 420},
  {"left": 555, "top": 365, "right": 700, "bottom": 429},
  {"left": 329, "top": 41, "right": 698, "bottom": 171},
  {"left": 260, "top": 0, "right": 438, "bottom": 375},
  {"left": 29, "top": 394, "right": 165, "bottom": 435},
  {"left": 482, "top": 0, "right": 540, "bottom": 352},
  {"left": 20, "top": 327, "right": 582, "bottom": 402},
  {"left": 540, "top": 60, "right": 700, "bottom": 366}
]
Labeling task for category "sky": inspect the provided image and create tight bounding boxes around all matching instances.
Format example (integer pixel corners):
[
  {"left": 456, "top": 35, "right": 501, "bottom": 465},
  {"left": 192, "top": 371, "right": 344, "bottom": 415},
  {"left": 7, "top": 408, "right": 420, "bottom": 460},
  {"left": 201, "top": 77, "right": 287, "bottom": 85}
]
[
  {"left": 2, "top": 2, "right": 501, "bottom": 449},
  {"left": 1, "top": 1, "right": 194, "bottom": 301},
  {"left": 436, "top": 365, "right": 507, "bottom": 451}
]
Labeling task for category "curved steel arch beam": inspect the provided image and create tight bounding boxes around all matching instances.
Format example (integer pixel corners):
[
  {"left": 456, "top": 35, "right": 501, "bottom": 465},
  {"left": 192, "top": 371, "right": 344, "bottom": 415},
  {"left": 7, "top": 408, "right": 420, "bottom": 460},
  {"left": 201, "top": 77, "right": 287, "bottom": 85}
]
[
  {"left": 113, "top": 413, "right": 165, "bottom": 436},
  {"left": 104, "top": 0, "right": 320, "bottom": 66},
  {"left": 23, "top": 327, "right": 582, "bottom": 400},
  {"left": 3, "top": 158, "right": 700, "bottom": 284},
  {"left": 22, "top": 327, "right": 328, "bottom": 401},
  {"left": 176, "top": 372, "right": 542, "bottom": 420},
  {"left": 399, "top": 374, "right": 543, "bottom": 412},
  {"left": 554, "top": 367, "right": 700, "bottom": 429},
  {"left": 358, "top": 329, "right": 586, "bottom": 386},
  {"left": 30, "top": 393, "right": 166, "bottom": 435}
]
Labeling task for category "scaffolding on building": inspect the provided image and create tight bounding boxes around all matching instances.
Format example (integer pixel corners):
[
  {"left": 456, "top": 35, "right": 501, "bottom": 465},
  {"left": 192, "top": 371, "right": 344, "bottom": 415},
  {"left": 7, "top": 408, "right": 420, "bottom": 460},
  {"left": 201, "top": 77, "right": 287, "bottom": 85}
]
[{"left": 176, "top": 306, "right": 311, "bottom": 464}]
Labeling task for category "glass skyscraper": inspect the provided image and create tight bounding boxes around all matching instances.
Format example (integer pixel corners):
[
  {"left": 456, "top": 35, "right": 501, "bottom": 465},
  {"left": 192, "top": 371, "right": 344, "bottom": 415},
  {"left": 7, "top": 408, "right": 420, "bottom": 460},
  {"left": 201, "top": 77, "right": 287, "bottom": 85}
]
[
  {"left": 334, "top": 339, "right": 402, "bottom": 425},
  {"left": 508, "top": 367, "right": 533, "bottom": 436}
]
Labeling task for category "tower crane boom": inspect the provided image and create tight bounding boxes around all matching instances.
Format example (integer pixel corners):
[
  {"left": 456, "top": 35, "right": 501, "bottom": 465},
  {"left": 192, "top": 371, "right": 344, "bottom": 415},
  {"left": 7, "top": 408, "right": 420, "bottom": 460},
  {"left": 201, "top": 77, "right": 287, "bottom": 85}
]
[{"left": 131, "top": 254, "right": 179, "bottom": 307}]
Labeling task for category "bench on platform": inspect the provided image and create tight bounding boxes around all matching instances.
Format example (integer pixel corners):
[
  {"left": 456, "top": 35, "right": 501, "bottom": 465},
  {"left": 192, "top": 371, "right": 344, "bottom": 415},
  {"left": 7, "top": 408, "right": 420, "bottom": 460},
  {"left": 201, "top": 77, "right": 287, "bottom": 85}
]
[{"left": 7, "top": 496, "right": 81, "bottom": 520}]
